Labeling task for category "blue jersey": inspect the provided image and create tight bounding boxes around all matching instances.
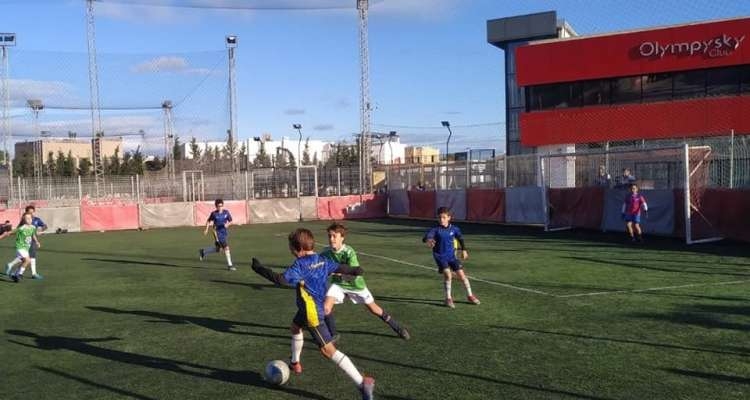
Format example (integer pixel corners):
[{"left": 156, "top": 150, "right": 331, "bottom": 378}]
[
  {"left": 18, "top": 216, "right": 46, "bottom": 231},
  {"left": 424, "top": 224, "right": 464, "bottom": 260},
  {"left": 208, "top": 210, "right": 232, "bottom": 231},
  {"left": 283, "top": 254, "right": 340, "bottom": 327}
]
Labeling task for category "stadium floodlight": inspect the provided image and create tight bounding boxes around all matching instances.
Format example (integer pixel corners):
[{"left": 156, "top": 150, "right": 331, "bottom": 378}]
[
  {"left": 226, "top": 35, "right": 238, "bottom": 48},
  {"left": 441, "top": 121, "right": 450, "bottom": 128},
  {"left": 0, "top": 33, "right": 16, "bottom": 47},
  {"left": 388, "top": 131, "right": 397, "bottom": 164},
  {"left": 292, "top": 123, "right": 303, "bottom": 222},
  {"left": 440, "top": 121, "right": 453, "bottom": 189},
  {"left": 27, "top": 99, "right": 43, "bottom": 111}
]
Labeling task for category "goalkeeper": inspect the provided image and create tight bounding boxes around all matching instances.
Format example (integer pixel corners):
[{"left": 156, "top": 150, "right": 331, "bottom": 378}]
[{"left": 321, "top": 223, "right": 410, "bottom": 341}]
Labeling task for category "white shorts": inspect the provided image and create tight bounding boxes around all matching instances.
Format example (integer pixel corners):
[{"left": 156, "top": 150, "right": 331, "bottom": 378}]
[
  {"left": 16, "top": 249, "right": 29, "bottom": 260},
  {"left": 326, "top": 284, "right": 375, "bottom": 305}
]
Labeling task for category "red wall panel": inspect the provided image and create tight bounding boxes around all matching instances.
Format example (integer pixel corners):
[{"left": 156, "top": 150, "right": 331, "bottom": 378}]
[
  {"left": 466, "top": 189, "right": 505, "bottom": 223},
  {"left": 408, "top": 191, "right": 436, "bottom": 219},
  {"left": 81, "top": 204, "right": 139, "bottom": 232},
  {"left": 520, "top": 96, "right": 750, "bottom": 146},
  {"left": 316, "top": 194, "right": 387, "bottom": 220},
  {"left": 517, "top": 17, "right": 750, "bottom": 86}
]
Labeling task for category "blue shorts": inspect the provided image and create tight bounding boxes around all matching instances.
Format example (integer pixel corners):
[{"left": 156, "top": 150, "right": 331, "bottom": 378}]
[
  {"left": 293, "top": 311, "right": 333, "bottom": 348},
  {"left": 624, "top": 214, "right": 641, "bottom": 224},
  {"left": 434, "top": 254, "right": 462, "bottom": 273},
  {"left": 29, "top": 241, "right": 38, "bottom": 258},
  {"left": 213, "top": 230, "right": 229, "bottom": 249}
]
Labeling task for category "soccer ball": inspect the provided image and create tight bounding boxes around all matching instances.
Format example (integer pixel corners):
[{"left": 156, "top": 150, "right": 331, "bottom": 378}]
[{"left": 264, "top": 360, "right": 290, "bottom": 385}]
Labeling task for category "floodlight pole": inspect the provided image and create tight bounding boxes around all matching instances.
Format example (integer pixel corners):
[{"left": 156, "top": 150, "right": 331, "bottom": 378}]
[
  {"left": 162, "top": 100, "right": 175, "bottom": 180},
  {"left": 441, "top": 121, "right": 452, "bottom": 190},
  {"left": 293, "top": 124, "right": 303, "bottom": 222},
  {"left": 226, "top": 35, "right": 238, "bottom": 175},
  {"left": 1, "top": 33, "right": 15, "bottom": 205}
]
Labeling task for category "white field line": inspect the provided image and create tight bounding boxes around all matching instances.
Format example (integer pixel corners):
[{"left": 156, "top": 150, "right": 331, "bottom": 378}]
[
  {"left": 556, "top": 279, "right": 750, "bottom": 298},
  {"left": 355, "top": 249, "right": 553, "bottom": 296}
]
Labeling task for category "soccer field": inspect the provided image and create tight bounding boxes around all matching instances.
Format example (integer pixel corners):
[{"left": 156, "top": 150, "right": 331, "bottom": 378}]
[{"left": 1, "top": 219, "right": 749, "bottom": 400}]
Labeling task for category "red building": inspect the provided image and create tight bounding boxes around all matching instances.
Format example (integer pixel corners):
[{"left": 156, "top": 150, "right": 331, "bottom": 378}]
[{"left": 488, "top": 12, "right": 750, "bottom": 154}]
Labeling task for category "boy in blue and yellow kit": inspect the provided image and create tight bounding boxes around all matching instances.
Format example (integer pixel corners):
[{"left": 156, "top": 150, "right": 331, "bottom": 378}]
[
  {"left": 251, "top": 228, "right": 375, "bottom": 400},
  {"left": 423, "top": 206, "right": 480, "bottom": 309},
  {"left": 199, "top": 199, "right": 234, "bottom": 270}
]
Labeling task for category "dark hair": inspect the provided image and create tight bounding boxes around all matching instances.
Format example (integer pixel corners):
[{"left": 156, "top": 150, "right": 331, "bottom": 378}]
[
  {"left": 629, "top": 183, "right": 639, "bottom": 190},
  {"left": 25, "top": 205, "right": 35, "bottom": 213},
  {"left": 288, "top": 228, "right": 315, "bottom": 252},
  {"left": 214, "top": 199, "right": 224, "bottom": 207},
  {"left": 327, "top": 222, "right": 347, "bottom": 237},
  {"left": 436, "top": 206, "right": 451, "bottom": 216}
]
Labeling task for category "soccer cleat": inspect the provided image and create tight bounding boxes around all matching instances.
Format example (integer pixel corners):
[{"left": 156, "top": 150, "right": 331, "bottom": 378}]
[
  {"left": 445, "top": 298, "right": 455, "bottom": 309},
  {"left": 398, "top": 326, "right": 411, "bottom": 340},
  {"left": 467, "top": 295, "right": 481, "bottom": 305},
  {"left": 228, "top": 266, "right": 236, "bottom": 271},
  {"left": 360, "top": 376, "right": 375, "bottom": 400},
  {"left": 289, "top": 361, "right": 303, "bottom": 375},
  {"left": 32, "top": 274, "right": 43, "bottom": 280},
  {"left": 11, "top": 273, "right": 20, "bottom": 283},
  {"left": 199, "top": 249, "right": 205, "bottom": 261}
]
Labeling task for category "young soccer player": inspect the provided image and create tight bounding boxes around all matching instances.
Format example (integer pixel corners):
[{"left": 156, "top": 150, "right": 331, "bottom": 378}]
[
  {"left": 18, "top": 205, "right": 47, "bottom": 279},
  {"left": 321, "top": 222, "right": 410, "bottom": 340},
  {"left": 199, "top": 199, "right": 234, "bottom": 270},
  {"left": 423, "top": 207, "right": 480, "bottom": 309},
  {"left": 251, "top": 228, "right": 375, "bottom": 400},
  {"left": 4, "top": 213, "right": 41, "bottom": 283},
  {"left": 622, "top": 183, "right": 648, "bottom": 243}
]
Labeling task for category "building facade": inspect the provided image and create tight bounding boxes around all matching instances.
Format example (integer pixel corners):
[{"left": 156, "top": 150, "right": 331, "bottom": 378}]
[
  {"left": 15, "top": 138, "right": 124, "bottom": 167},
  {"left": 405, "top": 146, "right": 440, "bottom": 164},
  {"left": 489, "top": 13, "right": 750, "bottom": 154}
]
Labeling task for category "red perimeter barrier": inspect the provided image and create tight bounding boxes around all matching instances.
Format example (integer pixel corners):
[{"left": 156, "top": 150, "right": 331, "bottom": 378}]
[
  {"left": 701, "top": 189, "right": 750, "bottom": 243},
  {"left": 193, "top": 200, "right": 249, "bottom": 226},
  {"left": 81, "top": 204, "right": 139, "bottom": 231},
  {"left": 316, "top": 194, "right": 387, "bottom": 220},
  {"left": 466, "top": 189, "right": 505, "bottom": 223},
  {"left": 548, "top": 187, "right": 605, "bottom": 230},
  {"left": 408, "top": 190, "right": 436, "bottom": 219}
]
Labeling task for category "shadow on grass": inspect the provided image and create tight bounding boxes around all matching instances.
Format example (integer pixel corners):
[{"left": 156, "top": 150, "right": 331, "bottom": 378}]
[
  {"left": 8, "top": 330, "right": 332, "bottom": 400},
  {"left": 491, "top": 325, "right": 749, "bottom": 357},
  {"left": 631, "top": 303, "right": 750, "bottom": 332},
  {"left": 81, "top": 257, "right": 212, "bottom": 271},
  {"left": 337, "top": 330, "right": 399, "bottom": 340},
  {"left": 564, "top": 256, "right": 750, "bottom": 278},
  {"left": 663, "top": 368, "right": 750, "bottom": 385},
  {"left": 86, "top": 306, "right": 289, "bottom": 339},
  {"left": 375, "top": 296, "right": 446, "bottom": 308},
  {"left": 348, "top": 352, "right": 615, "bottom": 400},
  {"left": 210, "top": 279, "right": 288, "bottom": 291},
  {"left": 37, "top": 367, "right": 159, "bottom": 400}
]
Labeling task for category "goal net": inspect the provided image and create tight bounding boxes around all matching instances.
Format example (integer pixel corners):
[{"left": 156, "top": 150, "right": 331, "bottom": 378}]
[{"left": 685, "top": 144, "right": 723, "bottom": 244}]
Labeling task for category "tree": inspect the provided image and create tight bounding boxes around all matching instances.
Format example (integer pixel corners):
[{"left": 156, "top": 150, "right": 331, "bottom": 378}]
[
  {"left": 107, "top": 146, "right": 121, "bottom": 175},
  {"left": 146, "top": 155, "right": 163, "bottom": 171},
  {"left": 239, "top": 142, "right": 248, "bottom": 170},
  {"left": 45, "top": 151, "right": 56, "bottom": 177},
  {"left": 55, "top": 150, "right": 66, "bottom": 176},
  {"left": 121, "top": 151, "right": 133, "bottom": 175},
  {"left": 131, "top": 147, "right": 144, "bottom": 175},
  {"left": 78, "top": 158, "right": 92, "bottom": 176},
  {"left": 224, "top": 130, "right": 238, "bottom": 161},
  {"left": 189, "top": 137, "right": 202, "bottom": 160},
  {"left": 302, "top": 138, "right": 312, "bottom": 166},
  {"left": 13, "top": 151, "right": 34, "bottom": 177},
  {"left": 253, "top": 141, "right": 272, "bottom": 168},
  {"left": 173, "top": 135, "right": 183, "bottom": 161},
  {"left": 63, "top": 151, "right": 76, "bottom": 176}
]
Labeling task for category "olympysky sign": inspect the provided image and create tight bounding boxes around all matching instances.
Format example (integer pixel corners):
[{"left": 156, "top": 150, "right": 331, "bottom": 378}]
[{"left": 639, "top": 34, "right": 745, "bottom": 58}]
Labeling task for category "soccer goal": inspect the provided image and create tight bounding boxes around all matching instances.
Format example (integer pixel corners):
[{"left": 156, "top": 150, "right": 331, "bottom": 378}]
[{"left": 684, "top": 144, "right": 723, "bottom": 245}]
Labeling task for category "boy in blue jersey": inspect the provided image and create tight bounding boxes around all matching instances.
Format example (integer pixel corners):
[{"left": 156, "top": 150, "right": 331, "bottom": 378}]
[
  {"left": 20, "top": 205, "right": 47, "bottom": 279},
  {"left": 199, "top": 199, "right": 234, "bottom": 270},
  {"left": 251, "top": 228, "right": 375, "bottom": 400},
  {"left": 423, "top": 206, "right": 480, "bottom": 309}
]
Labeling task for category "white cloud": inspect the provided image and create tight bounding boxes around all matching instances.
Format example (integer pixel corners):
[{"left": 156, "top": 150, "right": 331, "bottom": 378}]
[
  {"left": 314, "top": 124, "right": 335, "bottom": 131},
  {"left": 7, "top": 79, "right": 79, "bottom": 108},
  {"left": 369, "top": 0, "right": 462, "bottom": 18},
  {"left": 96, "top": 2, "right": 195, "bottom": 24},
  {"left": 130, "top": 56, "right": 211, "bottom": 75}
]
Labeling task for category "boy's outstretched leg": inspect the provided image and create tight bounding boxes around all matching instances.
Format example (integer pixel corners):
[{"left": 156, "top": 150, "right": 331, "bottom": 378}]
[
  {"left": 289, "top": 324, "right": 304, "bottom": 375},
  {"left": 199, "top": 246, "right": 217, "bottom": 261},
  {"left": 319, "top": 336, "right": 374, "bottom": 400},
  {"left": 5, "top": 257, "right": 21, "bottom": 276},
  {"left": 224, "top": 247, "right": 235, "bottom": 271},
  {"left": 442, "top": 269, "right": 454, "bottom": 308},
  {"left": 456, "top": 270, "right": 480, "bottom": 305},
  {"left": 366, "top": 302, "right": 410, "bottom": 340}
]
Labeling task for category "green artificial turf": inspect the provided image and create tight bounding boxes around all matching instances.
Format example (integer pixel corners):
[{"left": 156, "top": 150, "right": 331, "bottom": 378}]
[{"left": 1, "top": 219, "right": 748, "bottom": 399}]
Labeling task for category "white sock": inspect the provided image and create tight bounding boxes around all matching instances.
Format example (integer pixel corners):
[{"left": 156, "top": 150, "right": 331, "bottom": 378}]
[
  {"left": 30, "top": 259, "right": 37, "bottom": 276},
  {"left": 7, "top": 258, "right": 21, "bottom": 270},
  {"left": 18, "top": 265, "right": 26, "bottom": 276},
  {"left": 462, "top": 277, "right": 473, "bottom": 297},
  {"left": 225, "top": 251, "right": 233, "bottom": 267},
  {"left": 331, "top": 350, "right": 363, "bottom": 386},
  {"left": 444, "top": 280, "right": 452, "bottom": 299},
  {"left": 202, "top": 247, "right": 217, "bottom": 255},
  {"left": 291, "top": 332, "right": 303, "bottom": 363}
]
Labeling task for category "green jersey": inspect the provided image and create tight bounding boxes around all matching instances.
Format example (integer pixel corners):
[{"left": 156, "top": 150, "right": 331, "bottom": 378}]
[
  {"left": 321, "top": 244, "right": 366, "bottom": 290},
  {"left": 15, "top": 224, "right": 36, "bottom": 251}
]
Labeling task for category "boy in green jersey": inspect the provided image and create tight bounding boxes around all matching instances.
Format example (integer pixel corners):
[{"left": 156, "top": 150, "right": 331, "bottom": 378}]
[
  {"left": 4, "top": 213, "right": 40, "bottom": 283},
  {"left": 321, "top": 223, "right": 410, "bottom": 340}
]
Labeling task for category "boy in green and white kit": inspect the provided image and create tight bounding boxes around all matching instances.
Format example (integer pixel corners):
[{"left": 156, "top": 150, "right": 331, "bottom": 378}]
[
  {"left": 5, "top": 213, "right": 40, "bottom": 283},
  {"left": 321, "top": 223, "right": 410, "bottom": 340}
]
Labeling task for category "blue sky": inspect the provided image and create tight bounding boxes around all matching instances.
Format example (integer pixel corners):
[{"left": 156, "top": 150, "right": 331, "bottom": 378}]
[{"left": 0, "top": 0, "right": 748, "bottom": 154}]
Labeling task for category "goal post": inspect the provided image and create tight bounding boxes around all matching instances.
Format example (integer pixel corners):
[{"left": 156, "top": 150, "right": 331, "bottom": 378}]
[{"left": 684, "top": 143, "right": 723, "bottom": 245}]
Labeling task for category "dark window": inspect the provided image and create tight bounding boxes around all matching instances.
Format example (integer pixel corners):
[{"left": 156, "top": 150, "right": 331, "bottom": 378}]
[
  {"left": 707, "top": 67, "right": 740, "bottom": 96},
  {"left": 642, "top": 73, "right": 673, "bottom": 102},
  {"left": 742, "top": 65, "right": 750, "bottom": 94},
  {"left": 611, "top": 76, "right": 641, "bottom": 104},
  {"left": 582, "top": 79, "right": 611, "bottom": 106},
  {"left": 674, "top": 69, "right": 706, "bottom": 99},
  {"left": 529, "top": 82, "right": 581, "bottom": 110}
]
